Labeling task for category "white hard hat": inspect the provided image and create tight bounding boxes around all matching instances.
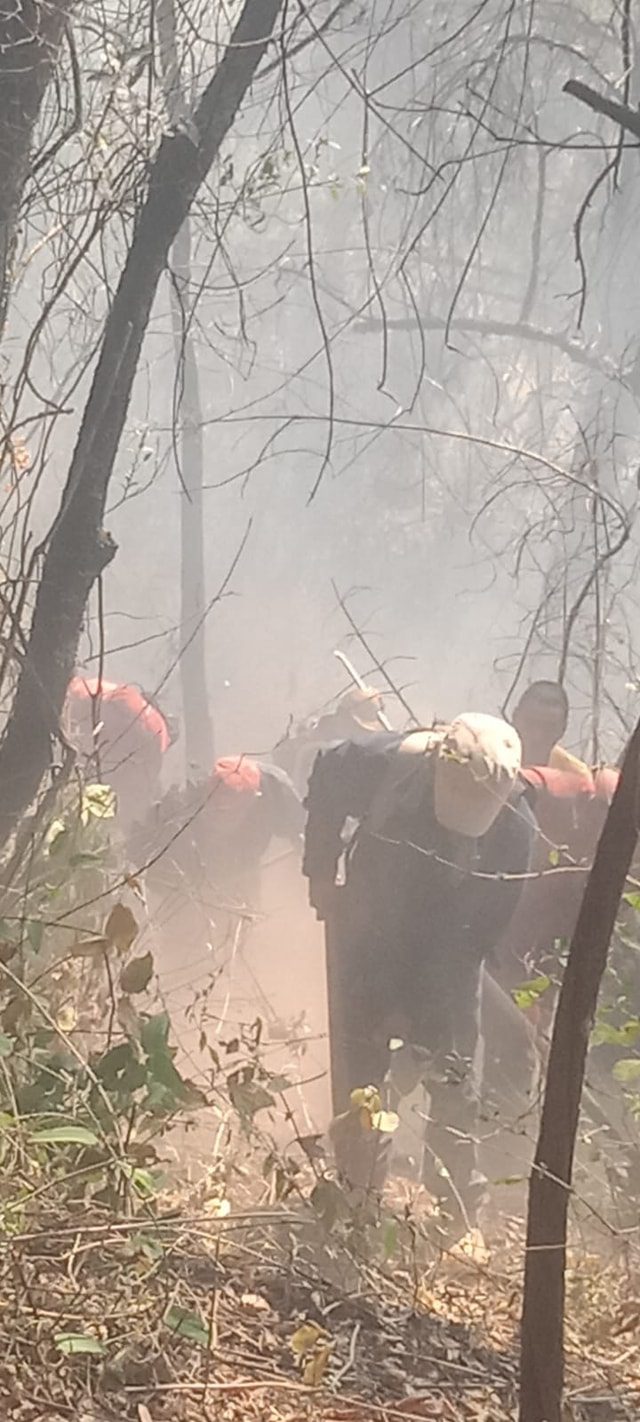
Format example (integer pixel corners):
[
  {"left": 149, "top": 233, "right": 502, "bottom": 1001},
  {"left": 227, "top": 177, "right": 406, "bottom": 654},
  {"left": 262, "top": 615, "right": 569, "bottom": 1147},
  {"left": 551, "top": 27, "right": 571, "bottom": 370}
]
[{"left": 434, "top": 713, "right": 522, "bottom": 838}]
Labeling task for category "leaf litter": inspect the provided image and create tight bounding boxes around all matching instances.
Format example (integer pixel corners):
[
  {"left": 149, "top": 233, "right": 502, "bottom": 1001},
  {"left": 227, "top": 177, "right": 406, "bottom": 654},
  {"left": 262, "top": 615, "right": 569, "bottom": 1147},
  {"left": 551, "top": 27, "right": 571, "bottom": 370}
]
[{"left": 0, "top": 1166, "right": 638, "bottom": 1422}]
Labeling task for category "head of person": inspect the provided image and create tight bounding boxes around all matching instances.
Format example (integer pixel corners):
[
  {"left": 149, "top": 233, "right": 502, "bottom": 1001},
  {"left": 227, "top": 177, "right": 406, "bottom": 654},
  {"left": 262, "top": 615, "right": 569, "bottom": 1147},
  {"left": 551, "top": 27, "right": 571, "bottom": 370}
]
[
  {"left": 433, "top": 712, "right": 522, "bottom": 839},
  {"left": 210, "top": 755, "right": 262, "bottom": 826},
  {"left": 333, "top": 686, "right": 384, "bottom": 736},
  {"left": 66, "top": 677, "right": 170, "bottom": 826},
  {"left": 511, "top": 681, "right": 569, "bottom": 766}
]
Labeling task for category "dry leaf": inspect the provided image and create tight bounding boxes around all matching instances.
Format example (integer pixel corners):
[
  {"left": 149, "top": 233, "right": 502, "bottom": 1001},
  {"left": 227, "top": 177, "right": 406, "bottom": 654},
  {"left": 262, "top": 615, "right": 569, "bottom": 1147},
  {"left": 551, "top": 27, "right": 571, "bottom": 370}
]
[
  {"left": 303, "top": 1341, "right": 331, "bottom": 1386},
  {"left": 240, "top": 1292, "right": 270, "bottom": 1314},
  {"left": 56, "top": 1003, "right": 77, "bottom": 1033},
  {"left": 104, "top": 903, "right": 138, "bottom": 953},
  {"left": 290, "top": 1321, "right": 328, "bottom": 1356},
  {"left": 120, "top": 952, "right": 154, "bottom": 995}
]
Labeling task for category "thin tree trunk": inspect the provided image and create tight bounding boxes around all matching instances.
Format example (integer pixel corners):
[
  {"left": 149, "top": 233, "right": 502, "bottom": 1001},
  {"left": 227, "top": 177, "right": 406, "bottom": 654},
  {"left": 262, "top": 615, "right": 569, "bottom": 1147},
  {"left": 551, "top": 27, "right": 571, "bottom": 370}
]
[
  {"left": 519, "top": 716, "right": 640, "bottom": 1422},
  {"left": 0, "top": 1, "right": 75, "bottom": 337},
  {"left": 170, "top": 217, "right": 215, "bottom": 774},
  {"left": 0, "top": 0, "right": 283, "bottom": 846}
]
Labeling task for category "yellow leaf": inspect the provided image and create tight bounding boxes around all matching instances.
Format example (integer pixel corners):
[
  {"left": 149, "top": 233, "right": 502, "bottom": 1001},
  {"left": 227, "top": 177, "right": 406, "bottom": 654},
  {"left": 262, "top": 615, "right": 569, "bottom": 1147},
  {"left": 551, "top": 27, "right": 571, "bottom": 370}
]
[
  {"left": 204, "top": 1196, "right": 231, "bottom": 1218},
  {"left": 370, "top": 1109, "right": 400, "bottom": 1134},
  {"left": 350, "top": 1085, "right": 381, "bottom": 1114},
  {"left": 290, "top": 1321, "right": 327, "bottom": 1357},
  {"left": 56, "top": 1003, "right": 77, "bottom": 1033},
  {"left": 303, "top": 1342, "right": 331, "bottom": 1386}
]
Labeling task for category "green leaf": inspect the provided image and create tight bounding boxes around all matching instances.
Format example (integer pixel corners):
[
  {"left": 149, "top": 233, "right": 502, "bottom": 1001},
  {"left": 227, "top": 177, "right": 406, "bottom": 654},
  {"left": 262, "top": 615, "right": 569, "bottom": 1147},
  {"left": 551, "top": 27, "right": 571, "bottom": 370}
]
[
  {"left": 0, "top": 1033, "right": 14, "bottom": 1058},
  {"left": 31, "top": 1125, "right": 99, "bottom": 1147},
  {"left": 265, "top": 1073, "right": 293, "bottom": 1093},
  {"left": 592, "top": 1019, "right": 640, "bottom": 1048},
  {"left": 164, "top": 1304, "right": 209, "bottom": 1348},
  {"left": 146, "top": 1049, "right": 191, "bottom": 1103},
  {"left": 131, "top": 1231, "right": 164, "bottom": 1263},
  {"left": 140, "top": 1011, "right": 170, "bottom": 1056},
  {"left": 228, "top": 1078, "right": 275, "bottom": 1121},
  {"left": 382, "top": 1217, "right": 398, "bottom": 1260},
  {"left": 623, "top": 891, "right": 640, "bottom": 913},
  {"left": 512, "top": 975, "right": 552, "bottom": 1012},
  {"left": 131, "top": 1167, "right": 159, "bottom": 1198},
  {"left": 548, "top": 848, "right": 560, "bottom": 867},
  {"left": 55, "top": 1332, "right": 106, "bottom": 1357},
  {"left": 120, "top": 952, "right": 154, "bottom": 995},
  {"left": 612, "top": 1058, "right": 640, "bottom": 1085}
]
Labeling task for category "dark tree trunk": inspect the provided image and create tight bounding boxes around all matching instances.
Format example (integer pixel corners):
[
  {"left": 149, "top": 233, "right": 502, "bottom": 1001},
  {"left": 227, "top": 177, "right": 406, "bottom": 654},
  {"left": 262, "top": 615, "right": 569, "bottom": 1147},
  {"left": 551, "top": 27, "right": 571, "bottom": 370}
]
[
  {"left": 0, "top": 1, "right": 74, "bottom": 337},
  {"left": 519, "top": 716, "right": 640, "bottom": 1422},
  {"left": 0, "top": 0, "right": 283, "bottom": 846}
]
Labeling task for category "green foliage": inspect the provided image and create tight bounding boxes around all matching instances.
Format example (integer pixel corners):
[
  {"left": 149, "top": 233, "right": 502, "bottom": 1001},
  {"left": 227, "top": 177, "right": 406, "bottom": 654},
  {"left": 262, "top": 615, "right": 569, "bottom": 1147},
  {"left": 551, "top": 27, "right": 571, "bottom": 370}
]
[
  {"left": 0, "top": 783, "right": 208, "bottom": 1224},
  {"left": 30, "top": 1124, "right": 99, "bottom": 1147},
  {"left": 164, "top": 1304, "right": 210, "bottom": 1348},
  {"left": 512, "top": 974, "right": 552, "bottom": 1011},
  {"left": 592, "top": 1018, "right": 640, "bottom": 1048},
  {"left": 55, "top": 1333, "right": 107, "bottom": 1357},
  {"left": 612, "top": 1058, "right": 640, "bottom": 1085},
  {"left": 120, "top": 951, "right": 154, "bottom": 993}
]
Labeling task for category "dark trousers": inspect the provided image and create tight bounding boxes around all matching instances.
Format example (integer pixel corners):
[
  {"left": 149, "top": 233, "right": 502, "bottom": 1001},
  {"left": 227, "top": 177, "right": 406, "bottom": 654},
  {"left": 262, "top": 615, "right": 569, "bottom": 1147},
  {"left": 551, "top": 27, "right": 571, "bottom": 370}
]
[{"left": 325, "top": 904, "right": 483, "bottom": 1222}]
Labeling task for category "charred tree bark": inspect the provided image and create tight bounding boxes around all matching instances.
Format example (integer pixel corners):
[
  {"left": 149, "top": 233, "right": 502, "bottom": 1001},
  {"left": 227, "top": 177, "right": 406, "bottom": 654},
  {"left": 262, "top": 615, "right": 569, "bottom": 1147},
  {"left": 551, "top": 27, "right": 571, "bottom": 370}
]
[
  {"left": 0, "top": 0, "right": 283, "bottom": 846},
  {"left": 0, "top": 1, "right": 75, "bottom": 337},
  {"left": 519, "top": 716, "right": 640, "bottom": 1422}
]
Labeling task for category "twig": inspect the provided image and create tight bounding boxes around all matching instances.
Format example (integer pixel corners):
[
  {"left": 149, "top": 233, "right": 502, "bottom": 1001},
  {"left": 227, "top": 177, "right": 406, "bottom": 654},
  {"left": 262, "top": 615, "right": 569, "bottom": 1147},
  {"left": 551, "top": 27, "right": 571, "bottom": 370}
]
[
  {"left": 332, "top": 581, "right": 421, "bottom": 726},
  {"left": 332, "top": 1319, "right": 361, "bottom": 1385}
]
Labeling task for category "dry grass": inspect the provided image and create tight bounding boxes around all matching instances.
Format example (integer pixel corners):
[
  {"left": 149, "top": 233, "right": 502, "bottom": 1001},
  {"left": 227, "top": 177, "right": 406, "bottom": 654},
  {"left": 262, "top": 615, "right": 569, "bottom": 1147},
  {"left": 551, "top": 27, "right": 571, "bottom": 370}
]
[{"left": 1, "top": 1164, "right": 638, "bottom": 1422}]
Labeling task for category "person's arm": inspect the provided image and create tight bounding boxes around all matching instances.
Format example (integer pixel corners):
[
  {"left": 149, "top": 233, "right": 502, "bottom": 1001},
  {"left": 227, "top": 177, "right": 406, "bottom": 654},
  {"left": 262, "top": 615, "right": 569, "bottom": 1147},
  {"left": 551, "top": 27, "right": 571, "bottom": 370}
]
[
  {"left": 259, "top": 763, "right": 306, "bottom": 845},
  {"left": 303, "top": 735, "right": 399, "bottom": 916},
  {"left": 469, "top": 789, "right": 537, "bottom": 960}
]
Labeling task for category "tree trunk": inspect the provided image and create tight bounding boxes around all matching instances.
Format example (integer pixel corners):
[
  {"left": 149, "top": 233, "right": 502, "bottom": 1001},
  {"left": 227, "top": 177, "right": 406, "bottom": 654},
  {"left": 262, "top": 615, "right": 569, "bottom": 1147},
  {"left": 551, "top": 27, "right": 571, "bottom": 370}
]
[
  {"left": 170, "top": 217, "right": 215, "bottom": 775},
  {"left": 0, "top": 0, "right": 283, "bottom": 846},
  {"left": 519, "top": 716, "right": 640, "bottom": 1422},
  {"left": 0, "top": 1, "right": 74, "bottom": 337}
]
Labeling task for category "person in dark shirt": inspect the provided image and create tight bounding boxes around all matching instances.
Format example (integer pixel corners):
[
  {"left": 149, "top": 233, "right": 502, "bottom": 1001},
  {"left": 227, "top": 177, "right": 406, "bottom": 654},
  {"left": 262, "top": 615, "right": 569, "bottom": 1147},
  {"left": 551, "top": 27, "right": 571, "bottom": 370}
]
[
  {"left": 303, "top": 715, "right": 535, "bottom": 1228},
  {"left": 139, "top": 754, "right": 304, "bottom": 908}
]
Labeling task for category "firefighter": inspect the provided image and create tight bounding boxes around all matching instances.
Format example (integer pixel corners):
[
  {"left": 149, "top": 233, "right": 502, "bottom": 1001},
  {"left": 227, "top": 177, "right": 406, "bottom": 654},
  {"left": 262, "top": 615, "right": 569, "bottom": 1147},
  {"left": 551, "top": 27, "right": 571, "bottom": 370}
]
[
  {"left": 274, "top": 685, "right": 386, "bottom": 795},
  {"left": 65, "top": 676, "right": 173, "bottom": 835},
  {"left": 510, "top": 679, "right": 591, "bottom": 779},
  {"left": 138, "top": 753, "right": 304, "bottom": 910},
  {"left": 303, "top": 714, "right": 535, "bottom": 1228}
]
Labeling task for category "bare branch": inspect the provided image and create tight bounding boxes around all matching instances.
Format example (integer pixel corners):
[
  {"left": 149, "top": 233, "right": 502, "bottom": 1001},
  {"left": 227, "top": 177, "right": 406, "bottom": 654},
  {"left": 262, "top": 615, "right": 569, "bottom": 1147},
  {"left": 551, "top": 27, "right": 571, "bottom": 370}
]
[
  {"left": 563, "top": 78, "right": 640, "bottom": 141},
  {"left": 356, "top": 313, "right": 623, "bottom": 381}
]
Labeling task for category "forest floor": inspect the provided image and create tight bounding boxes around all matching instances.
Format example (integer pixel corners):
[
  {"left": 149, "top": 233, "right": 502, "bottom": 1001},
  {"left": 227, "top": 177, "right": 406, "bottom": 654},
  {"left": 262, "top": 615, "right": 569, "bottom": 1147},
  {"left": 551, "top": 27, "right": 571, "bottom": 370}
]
[{"left": 3, "top": 1168, "right": 638, "bottom": 1422}]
